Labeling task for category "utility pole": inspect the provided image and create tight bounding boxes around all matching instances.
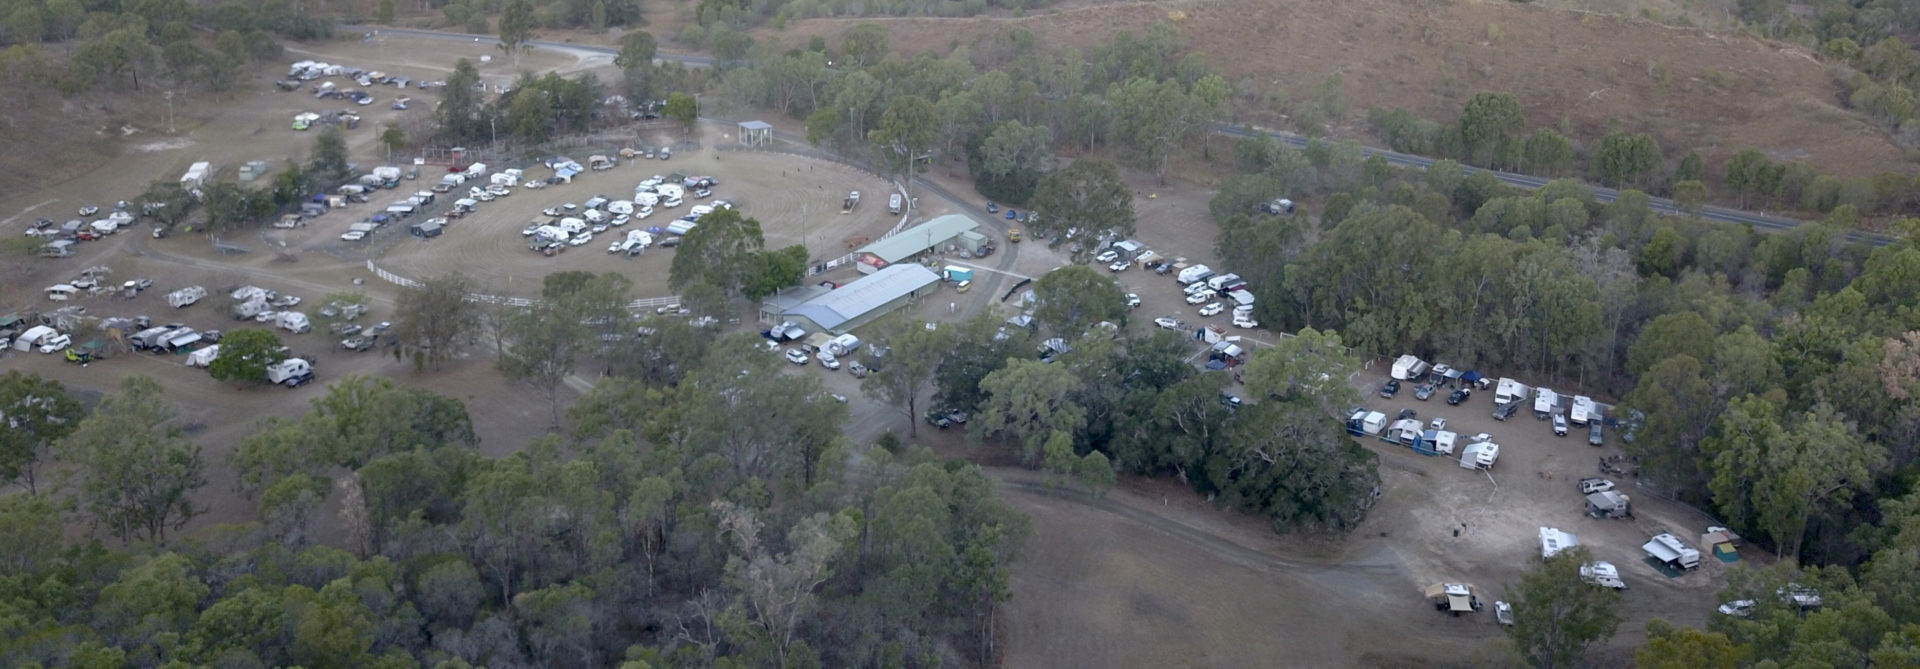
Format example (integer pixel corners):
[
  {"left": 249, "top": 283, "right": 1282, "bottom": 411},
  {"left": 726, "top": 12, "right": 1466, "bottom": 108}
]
[{"left": 164, "top": 90, "right": 175, "bottom": 133}]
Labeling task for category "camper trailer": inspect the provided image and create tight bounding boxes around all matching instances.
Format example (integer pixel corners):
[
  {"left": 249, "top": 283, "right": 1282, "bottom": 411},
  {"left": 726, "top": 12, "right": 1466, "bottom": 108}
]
[
  {"left": 1581, "top": 562, "right": 1628, "bottom": 590},
  {"left": 1495, "top": 378, "right": 1532, "bottom": 406},
  {"left": 1643, "top": 533, "right": 1701, "bottom": 571},
  {"left": 1533, "top": 388, "right": 1560, "bottom": 420},
  {"left": 1541, "top": 527, "right": 1580, "bottom": 559},
  {"left": 1390, "top": 355, "right": 1430, "bottom": 381}
]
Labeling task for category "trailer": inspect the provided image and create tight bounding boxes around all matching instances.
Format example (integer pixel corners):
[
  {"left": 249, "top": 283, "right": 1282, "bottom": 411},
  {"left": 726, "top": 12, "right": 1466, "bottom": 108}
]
[
  {"left": 266, "top": 358, "right": 315, "bottom": 387},
  {"left": 1495, "top": 378, "right": 1532, "bottom": 406},
  {"left": 1643, "top": 533, "right": 1701, "bottom": 571},
  {"left": 1570, "top": 395, "right": 1599, "bottom": 425},
  {"left": 167, "top": 286, "right": 207, "bottom": 308},
  {"left": 1586, "top": 491, "right": 1632, "bottom": 519},
  {"left": 1346, "top": 410, "right": 1387, "bottom": 436},
  {"left": 1390, "top": 354, "right": 1430, "bottom": 381},
  {"left": 181, "top": 161, "right": 212, "bottom": 187},
  {"left": 1458, "top": 440, "right": 1499, "bottom": 469},
  {"left": 1540, "top": 527, "right": 1580, "bottom": 559},
  {"left": 1581, "top": 561, "right": 1627, "bottom": 589},
  {"left": 1533, "top": 388, "right": 1560, "bottom": 420},
  {"left": 185, "top": 344, "right": 220, "bottom": 368}
]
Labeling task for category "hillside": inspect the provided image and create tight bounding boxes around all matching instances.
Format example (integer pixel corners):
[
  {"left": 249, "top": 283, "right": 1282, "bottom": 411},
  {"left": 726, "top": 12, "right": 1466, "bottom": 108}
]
[{"left": 766, "top": 0, "right": 1909, "bottom": 179}]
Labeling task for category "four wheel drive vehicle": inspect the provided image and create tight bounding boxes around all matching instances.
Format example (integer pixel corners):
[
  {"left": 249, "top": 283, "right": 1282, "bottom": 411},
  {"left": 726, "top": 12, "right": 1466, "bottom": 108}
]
[
  {"left": 1125, "top": 293, "right": 1141, "bottom": 308},
  {"left": 329, "top": 322, "right": 363, "bottom": 336},
  {"left": 1492, "top": 400, "right": 1521, "bottom": 421},
  {"left": 1396, "top": 408, "right": 1417, "bottom": 422},
  {"left": 1006, "top": 228, "right": 1021, "bottom": 243},
  {"left": 1717, "top": 600, "right": 1755, "bottom": 618},
  {"left": 925, "top": 411, "right": 953, "bottom": 429},
  {"left": 816, "top": 352, "right": 841, "bottom": 370},
  {"left": 785, "top": 349, "right": 809, "bottom": 365},
  {"left": 1153, "top": 317, "right": 1183, "bottom": 330},
  {"left": 1552, "top": 413, "right": 1570, "bottom": 436},
  {"left": 986, "top": 202, "right": 999, "bottom": 213},
  {"left": 1107, "top": 260, "right": 1130, "bottom": 273},
  {"left": 1447, "top": 388, "right": 1472, "bottom": 405},
  {"left": 1414, "top": 382, "right": 1438, "bottom": 401},
  {"left": 1198, "top": 302, "right": 1224, "bottom": 317},
  {"left": 1588, "top": 422, "right": 1604, "bottom": 446},
  {"left": 1095, "top": 250, "right": 1120, "bottom": 264},
  {"left": 1380, "top": 379, "right": 1402, "bottom": 399},
  {"left": 847, "top": 361, "right": 869, "bottom": 378},
  {"left": 341, "top": 335, "right": 376, "bottom": 351},
  {"left": 1185, "top": 292, "right": 1211, "bottom": 305},
  {"left": 1222, "top": 393, "right": 1243, "bottom": 408},
  {"left": 658, "top": 237, "right": 681, "bottom": 247},
  {"left": 365, "top": 321, "right": 393, "bottom": 337},
  {"left": 1494, "top": 601, "right": 1515, "bottom": 626},
  {"left": 1579, "top": 477, "right": 1616, "bottom": 494}
]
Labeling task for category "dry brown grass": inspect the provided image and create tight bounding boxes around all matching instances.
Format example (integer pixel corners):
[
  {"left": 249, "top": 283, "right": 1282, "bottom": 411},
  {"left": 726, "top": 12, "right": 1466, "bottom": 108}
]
[{"left": 759, "top": 0, "right": 1908, "bottom": 178}]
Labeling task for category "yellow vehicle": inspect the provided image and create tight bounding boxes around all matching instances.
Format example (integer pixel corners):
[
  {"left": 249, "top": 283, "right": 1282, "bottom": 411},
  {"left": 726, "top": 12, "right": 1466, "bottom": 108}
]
[
  {"left": 1007, "top": 229, "right": 1022, "bottom": 243},
  {"left": 955, "top": 280, "right": 972, "bottom": 293}
]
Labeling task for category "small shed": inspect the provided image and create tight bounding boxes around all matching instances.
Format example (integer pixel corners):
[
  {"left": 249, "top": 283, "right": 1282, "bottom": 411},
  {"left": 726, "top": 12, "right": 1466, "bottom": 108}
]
[{"left": 738, "top": 120, "right": 773, "bottom": 147}]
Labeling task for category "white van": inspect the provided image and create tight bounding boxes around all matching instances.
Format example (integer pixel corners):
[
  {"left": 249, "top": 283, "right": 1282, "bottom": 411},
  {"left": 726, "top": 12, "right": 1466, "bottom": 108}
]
[
  {"left": 662, "top": 195, "right": 683, "bottom": 208},
  {"left": 607, "top": 200, "right": 634, "bottom": 215}
]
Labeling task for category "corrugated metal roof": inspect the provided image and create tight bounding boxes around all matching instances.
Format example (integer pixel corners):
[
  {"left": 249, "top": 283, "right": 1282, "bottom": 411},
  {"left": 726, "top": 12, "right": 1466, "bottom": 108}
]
[
  {"left": 856, "top": 215, "right": 980, "bottom": 264},
  {"left": 783, "top": 264, "right": 940, "bottom": 331}
]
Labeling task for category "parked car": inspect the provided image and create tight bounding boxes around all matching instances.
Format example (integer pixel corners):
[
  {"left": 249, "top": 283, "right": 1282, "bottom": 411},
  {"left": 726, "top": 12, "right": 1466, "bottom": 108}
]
[
  {"left": 1198, "top": 302, "right": 1224, "bottom": 317},
  {"left": 341, "top": 334, "right": 375, "bottom": 351},
  {"left": 1095, "top": 250, "right": 1120, "bottom": 264},
  {"left": 1005, "top": 209, "right": 1017, "bottom": 220},
  {"left": 1447, "top": 388, "right": 1471, "bottom": 405},
  {"left": 1185, "top": 292, "right": 1211, "bottom": 305},
  {"left": 1414, "top": 382, "right": 1437, "bottom": 400},
  {"left": 1579, "top": 478, "right": 1615, "bottom": 494},
  {"left": 925, "top": 411, "right": 953, "bottom": 429},
  {"left": 1153, "top": 316, "right": 1182, "bottom": 330},
  {"left": 1493, "top": 400, "right": 1520, "bottom": 421},
  {"left": 986, "top": 201, "right": 998, "bottom": 213},
  {"left": 1125, "top": 293, "right": 1141, "bottom": 308},
  {"left": 1552, "top": 413, "right": 1570, "bottom": 437},
  {"left": 1380, "top": 379, "right": 1401, "bottom": 399},
  {"left": 1221, "top": 393, "right": 1243, "bottom": 408},
  {"left": 1716, "top": 600, "right": 1755, "bottom": 618},
  {"left": 785, "top": 348, "right": 808, "bottom": 365},
  {"left": 817, "top": 352, "right": 840, "bottom": 370},
  {"left": 1588, "top": 422, "right": 1604, "bottom": 446},
  {"left": 1429, "top": 417, "right": 1447, "bottom": 432}
]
